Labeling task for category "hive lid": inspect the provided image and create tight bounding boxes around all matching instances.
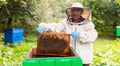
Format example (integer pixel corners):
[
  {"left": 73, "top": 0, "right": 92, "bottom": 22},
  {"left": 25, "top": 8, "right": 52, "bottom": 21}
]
[{"left": 37, "top": 32, "right": 70, "bottom": 56}]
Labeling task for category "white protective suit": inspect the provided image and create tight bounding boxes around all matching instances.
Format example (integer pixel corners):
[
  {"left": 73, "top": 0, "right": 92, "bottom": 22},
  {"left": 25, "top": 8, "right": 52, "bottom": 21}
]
[{"left": 38, "top": 2, "right": 98, "bottom": 64}]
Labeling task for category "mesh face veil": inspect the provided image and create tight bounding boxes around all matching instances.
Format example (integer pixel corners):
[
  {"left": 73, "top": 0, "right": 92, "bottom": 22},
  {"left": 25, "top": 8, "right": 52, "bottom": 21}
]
[{"left": 65, "top": 3, "right": 91, "bottom": 22}]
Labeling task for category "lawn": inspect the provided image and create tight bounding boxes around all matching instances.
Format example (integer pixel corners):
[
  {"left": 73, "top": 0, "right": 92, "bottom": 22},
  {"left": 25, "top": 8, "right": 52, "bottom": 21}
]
[{"left": 0, "top": 34, "right": 120, "bottom": 66}]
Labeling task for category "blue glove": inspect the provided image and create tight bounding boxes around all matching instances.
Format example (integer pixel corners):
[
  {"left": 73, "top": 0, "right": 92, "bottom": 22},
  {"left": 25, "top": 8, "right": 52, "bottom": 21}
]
[
  {"left": 70, "top": 31, "right": 80, "bottom": 38},
  {"left": 37, "top": 26, "right": 45, "bottom": 34}
]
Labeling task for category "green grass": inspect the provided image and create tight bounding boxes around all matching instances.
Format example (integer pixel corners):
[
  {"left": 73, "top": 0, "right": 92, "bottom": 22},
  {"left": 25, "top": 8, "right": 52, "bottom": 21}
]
[
  {"left": 91, "top": 38, "right": 120, "bottom": 66},
  {"left": 0, "top": 35, "right": 37, "bottom": 66},
  {"left": 0, "top": 34, "right": 120, "bottom": 66}
]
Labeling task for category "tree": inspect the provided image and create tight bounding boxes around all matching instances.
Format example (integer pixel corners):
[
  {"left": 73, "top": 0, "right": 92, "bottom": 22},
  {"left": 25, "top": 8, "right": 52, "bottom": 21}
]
[
  {"left": 0, "top": 0, "right": 119, "bottom": 37},
  {"left": 0, "top": 0, "right": 27, "bottom": 31}
]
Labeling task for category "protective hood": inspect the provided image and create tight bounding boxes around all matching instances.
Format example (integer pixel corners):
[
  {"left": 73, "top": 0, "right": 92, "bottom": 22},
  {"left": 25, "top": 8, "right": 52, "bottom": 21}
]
[{"left": 65, "top": 2, "right": 91, "bottom": 22}]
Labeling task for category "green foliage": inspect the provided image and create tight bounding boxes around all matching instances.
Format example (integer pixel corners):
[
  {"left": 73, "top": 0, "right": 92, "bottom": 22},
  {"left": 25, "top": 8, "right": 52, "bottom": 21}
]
[
  {"left": 0, "top": 35, "right": 36, "bottom": 66},
  {"left": 0, "top": 0, "right": 7, "bottom": 6},
  {"left": 0, "top": 0, "right": 120, "bottom": 37},
  {"left": 0, "top": 0, "right": 27, "bottom": 32},
  {"left": 0, "top": 33, "right": 4, "bottom": 42},
  {"left": 116, "top": 0, "right": 120, "bottom": 5},
  {"left": 91, "top": 38, "right": 120, "bottom": 66},
  {"left": 0, "top": 0, "right": 67, "bottom": 34},
  {"left": 91, "top": 0, "right": 120, "bottom": 37}
]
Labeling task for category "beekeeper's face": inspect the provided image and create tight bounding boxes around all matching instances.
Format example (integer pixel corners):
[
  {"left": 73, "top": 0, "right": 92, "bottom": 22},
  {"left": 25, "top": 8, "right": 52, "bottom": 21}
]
[{"left": 71, "top": 8, "right": 83, "bottom": 20}]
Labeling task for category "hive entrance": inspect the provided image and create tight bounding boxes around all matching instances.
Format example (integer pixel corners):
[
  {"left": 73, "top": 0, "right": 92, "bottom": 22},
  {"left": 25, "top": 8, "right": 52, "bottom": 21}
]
[{"left": 37, "top": 32, "right": 70, "bottom": 57}]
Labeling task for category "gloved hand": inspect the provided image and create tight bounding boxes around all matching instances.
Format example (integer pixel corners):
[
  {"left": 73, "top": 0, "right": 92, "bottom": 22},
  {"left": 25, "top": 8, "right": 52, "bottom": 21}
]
[
  {"left": 70, "top": 31, "right": 80, "bottom": 38},
  {"left": 37, "top": 26, "right": 45, "bottom": 34}
]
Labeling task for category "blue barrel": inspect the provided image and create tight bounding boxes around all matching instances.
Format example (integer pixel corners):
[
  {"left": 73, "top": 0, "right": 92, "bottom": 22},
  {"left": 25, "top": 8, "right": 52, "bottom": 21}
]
[{"left": 4, "top": 28, "right": 24, "bottom": 43}]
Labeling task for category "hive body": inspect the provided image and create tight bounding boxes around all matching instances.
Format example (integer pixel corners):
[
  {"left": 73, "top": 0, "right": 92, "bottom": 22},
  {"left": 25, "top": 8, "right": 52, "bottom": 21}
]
[{"left": 22, "top": 32, "right": 83, "bottom": 66}]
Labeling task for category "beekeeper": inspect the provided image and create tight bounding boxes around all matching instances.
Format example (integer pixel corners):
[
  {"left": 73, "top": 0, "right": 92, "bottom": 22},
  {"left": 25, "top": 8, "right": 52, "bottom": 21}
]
[{"left": 37, "top": 2, "right": 98, "bottom": 66}]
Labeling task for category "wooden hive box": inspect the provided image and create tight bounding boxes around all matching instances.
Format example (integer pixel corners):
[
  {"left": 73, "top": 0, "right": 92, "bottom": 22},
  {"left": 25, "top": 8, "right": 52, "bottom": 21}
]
[{"left": 37, "top": 32, "right": 70, "bottom": 57}]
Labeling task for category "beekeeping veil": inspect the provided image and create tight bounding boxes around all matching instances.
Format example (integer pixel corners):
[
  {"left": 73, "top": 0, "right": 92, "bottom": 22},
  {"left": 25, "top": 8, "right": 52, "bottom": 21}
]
[{"left": 65, "top": 2, "right": 91, "bottom": 22}]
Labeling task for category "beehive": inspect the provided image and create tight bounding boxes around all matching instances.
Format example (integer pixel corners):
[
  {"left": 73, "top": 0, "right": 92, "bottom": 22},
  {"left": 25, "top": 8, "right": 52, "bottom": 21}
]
[
  {"left": 37, "top": 32, "right": 70, "bottom": 57},
  {"left": 22, "top": 47, "right": 83, "bottom": 66},
  {"left": 4, "top": 28, "right": 24, "bottom": 43},
  {"left": 22, "top": 32, "right": 83, "bottom": 66},
  {"left": 116, "top": 26, "right": 120, "bottom": 37}
]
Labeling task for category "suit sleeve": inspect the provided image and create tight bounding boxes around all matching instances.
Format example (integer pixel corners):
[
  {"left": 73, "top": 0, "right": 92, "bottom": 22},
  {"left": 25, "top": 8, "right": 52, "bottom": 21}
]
[
  {"left": 79, "top": 22, "right": 98, "bottom": 43},
  {"left": 38, "top": 21, "right": 66, "bottom": 33}
]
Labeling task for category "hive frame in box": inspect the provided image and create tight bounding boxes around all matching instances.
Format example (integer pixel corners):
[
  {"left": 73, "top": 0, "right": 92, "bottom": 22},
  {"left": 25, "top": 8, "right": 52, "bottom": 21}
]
[{"left": 37, "top": 32, "right": 70, "bottom": 56}]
